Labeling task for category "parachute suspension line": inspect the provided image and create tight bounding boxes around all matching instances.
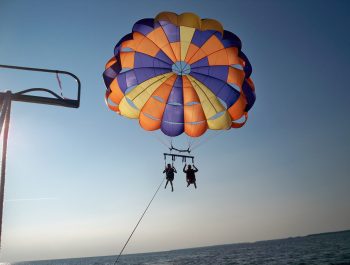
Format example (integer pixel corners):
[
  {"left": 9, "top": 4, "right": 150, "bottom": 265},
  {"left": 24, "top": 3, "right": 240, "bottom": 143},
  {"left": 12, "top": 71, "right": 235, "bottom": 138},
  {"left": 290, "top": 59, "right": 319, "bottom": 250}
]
[
  {"left": 187, "top": 136, "right": 191, "bottom": 151},
  {"left": 163, "top": 153, "right": 174, "bottom": 167},
  {"left": 168, "top": 136, "right": 191, "bottom": 153},
  {"left": 172, "top": 153, "right": 175, "bottom": 167},
  {"left": 113, "top": 176, "right": 166, "bottom": 265},
  {"left": 191, "top": 130, "right": 225, "bottom": 152},
  {"left": 166, "top": 136, "right": 172, "bottom": 149},
  {"left": 152, "top": 133, "right": 170, "bottom": 149},
  {"left": 169, "top": 144, "right": 191, "bottom": 154},
  {"left": 187, "top": 136, "right": 196, "bottom": 152},
  {"left": 0, "top": 92, "right": 11, "bottom": 248}
]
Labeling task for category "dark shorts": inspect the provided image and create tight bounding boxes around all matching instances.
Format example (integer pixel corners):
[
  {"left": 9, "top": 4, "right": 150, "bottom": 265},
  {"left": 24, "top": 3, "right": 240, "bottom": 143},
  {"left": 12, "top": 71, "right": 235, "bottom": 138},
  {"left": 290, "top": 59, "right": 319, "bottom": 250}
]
[{"left": 187, "top": 177, "right": 196, "bottom": 183}]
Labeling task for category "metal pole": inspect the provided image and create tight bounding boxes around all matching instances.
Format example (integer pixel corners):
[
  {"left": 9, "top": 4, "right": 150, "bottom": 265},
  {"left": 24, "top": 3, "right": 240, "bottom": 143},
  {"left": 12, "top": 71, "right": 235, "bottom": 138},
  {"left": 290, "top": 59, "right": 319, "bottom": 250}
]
[
  {"left": 0, "top": 92, "right": 79, "bottom": 108},
  {"left": 0, "top": 92, "right": 11, "bottom": 247},
  {"left": 0, "top": 65, "right": 81, "bottom": 249}
]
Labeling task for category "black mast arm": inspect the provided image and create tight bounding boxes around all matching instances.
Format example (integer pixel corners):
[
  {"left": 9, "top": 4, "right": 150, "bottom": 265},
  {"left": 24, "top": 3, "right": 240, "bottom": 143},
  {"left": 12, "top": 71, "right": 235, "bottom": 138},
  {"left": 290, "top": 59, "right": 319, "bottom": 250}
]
[{"left": 0, "top": 64, "right": 81, "bottom": 108}]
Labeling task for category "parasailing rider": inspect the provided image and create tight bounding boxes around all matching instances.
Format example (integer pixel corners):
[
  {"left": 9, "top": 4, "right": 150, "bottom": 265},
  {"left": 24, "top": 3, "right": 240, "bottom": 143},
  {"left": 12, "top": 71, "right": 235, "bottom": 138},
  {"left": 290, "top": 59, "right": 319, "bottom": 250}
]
[
  {"left": 163, "top": 163, "right": 177, "bottom": 192},
  {"left": 183, "top": 164, "right": 198, "bottom": 189}
]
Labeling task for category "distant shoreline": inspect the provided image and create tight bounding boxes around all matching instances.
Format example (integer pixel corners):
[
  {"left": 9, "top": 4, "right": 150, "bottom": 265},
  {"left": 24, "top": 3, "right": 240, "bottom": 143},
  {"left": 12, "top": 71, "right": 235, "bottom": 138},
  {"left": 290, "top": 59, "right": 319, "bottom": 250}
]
[
  {"left": 161, "top": 229, "right": 350, "bottom": 252},
  {"left": 306, "top": 229, "right": 350, "bottom": 237},
  {"left": 12, "top": 229, "right": 350, "bottom": 264}
]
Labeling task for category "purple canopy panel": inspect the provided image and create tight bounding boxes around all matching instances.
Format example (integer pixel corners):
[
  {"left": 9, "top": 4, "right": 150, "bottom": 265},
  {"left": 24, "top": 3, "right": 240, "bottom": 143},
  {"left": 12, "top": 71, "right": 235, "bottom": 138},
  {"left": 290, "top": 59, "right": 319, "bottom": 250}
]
[
  {"left": 191, "top": 67, "right": 209, "bottom": 76},
  {"left": 132, "top": 19, "right": 155, "bottom": 36},
  {"left": 134, "top": 52, "right": 171, "bottom": 69},
  {"left": 114, "top": 33, "right": 133, "bottom": 55},
  {"left": 157, "top": 20, "right": 179, "bottom": 43},
  {"left": 104, "top": 67, "right": 117, "bottom": 79},
  {"left": 167, "top": 77, "right": 183, "bottom": 104},
  {"left": 190, "top": 72, "right": 239, "bottom": 109},
  {"left": 155, "top": 50, "right": 174, "bottom": 65},
  {"left": 117, "top": 66, "right": 171, "bottom": 94},
  {"left": 161, "top": 103, "right": 184, "bottom": 137},
  {"left": 239, "top": 51, "right": 252, "bottom": 78},
  {"left": 103, "top": 67, "right": 118, "bottom": 87},
  {"left": 208, "top": 66, "right": 229, "bottom": 81},
  {"left": 134, "top": 68, "right": 169, "bottom": 84},
  {"left": 117, "top": 74, "right": 127, "bottom": 93},
  {"left": 162, "top": 104, "right": 184, "bottom": 124},
  {"left": 222, "top": 30, "right": 242, "bottom": 49},
  {"left": 125, "top": 71, "right": 138, "bottom": 88},
  {"left": 161, "top": 121, "right": 184, "bottom": 137},
  {"left": 190, "top": 57, "right": 209, "bottom": 69},
  {"left": 160, "top": 76, "right": 184, "bottom": 136},
  {"left": 191, "top": 30, "right": 221, "bottom": 47},
  {"left": 242, "top": 80, "right": 255, "bottom": 111},
  {"left": 191, "top": 66, "right": 229, "bottom": 83}
]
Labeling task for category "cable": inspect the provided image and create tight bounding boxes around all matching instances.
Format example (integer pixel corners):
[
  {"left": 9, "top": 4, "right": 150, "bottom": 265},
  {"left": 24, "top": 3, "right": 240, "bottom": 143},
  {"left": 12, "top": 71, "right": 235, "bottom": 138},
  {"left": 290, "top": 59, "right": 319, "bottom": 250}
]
[
  {"left": 113, "top": 176, "right": 166, "bottom": 265},
  {"left": 152, "top": 133, "right": 170, "bottom": 150},
  {"left": 56, "top": 72, "right": 64, "bottom": 98},
  {"left": 191, "top": 130, "right": 225, "bottom": 151}
]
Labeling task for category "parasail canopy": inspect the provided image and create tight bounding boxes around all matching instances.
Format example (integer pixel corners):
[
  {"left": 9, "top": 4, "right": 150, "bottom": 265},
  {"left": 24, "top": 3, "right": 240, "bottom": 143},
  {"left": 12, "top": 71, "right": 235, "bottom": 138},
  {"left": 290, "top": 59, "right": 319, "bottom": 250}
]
[{"left": 103, "top": 12, "right": 255, "bottom": 137}]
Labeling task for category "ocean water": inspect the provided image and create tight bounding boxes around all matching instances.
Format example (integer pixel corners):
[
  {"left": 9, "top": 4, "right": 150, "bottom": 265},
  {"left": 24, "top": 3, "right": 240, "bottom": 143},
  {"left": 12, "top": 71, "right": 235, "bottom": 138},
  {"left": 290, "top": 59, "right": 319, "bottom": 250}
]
[{"left": 11, "top": 230, "right": 350, "bottom": 265}]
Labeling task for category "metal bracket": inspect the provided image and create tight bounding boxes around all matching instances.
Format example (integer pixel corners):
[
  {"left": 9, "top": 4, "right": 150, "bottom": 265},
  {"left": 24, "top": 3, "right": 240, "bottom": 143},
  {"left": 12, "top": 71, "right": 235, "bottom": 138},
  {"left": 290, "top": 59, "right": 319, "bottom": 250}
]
[
  {"left": 164, "top": 153, "right": 194, "bottom": 164},
  {"left": 0, "top": 64, "right": 81, "bottom": 108}
]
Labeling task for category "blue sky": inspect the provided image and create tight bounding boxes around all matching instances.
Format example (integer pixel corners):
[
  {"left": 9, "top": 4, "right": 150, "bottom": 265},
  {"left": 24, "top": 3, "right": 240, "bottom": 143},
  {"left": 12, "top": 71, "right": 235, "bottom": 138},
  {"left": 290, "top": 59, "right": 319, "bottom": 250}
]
[{"left": 0, "top": 0, "right": 350, "bottom": 262}]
